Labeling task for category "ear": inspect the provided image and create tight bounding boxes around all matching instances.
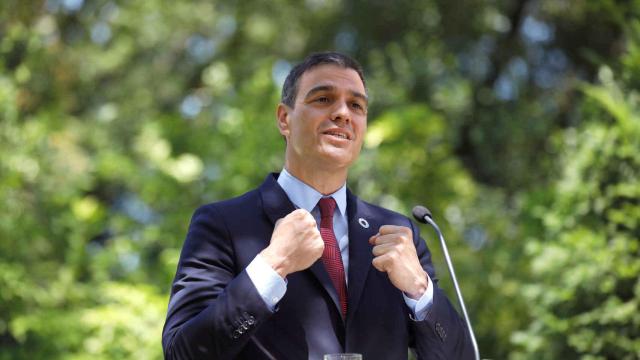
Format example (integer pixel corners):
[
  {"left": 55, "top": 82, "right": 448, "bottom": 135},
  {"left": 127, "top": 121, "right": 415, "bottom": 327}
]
[{"left": 276, "top": 103, "right": 291, "bottom": 138}]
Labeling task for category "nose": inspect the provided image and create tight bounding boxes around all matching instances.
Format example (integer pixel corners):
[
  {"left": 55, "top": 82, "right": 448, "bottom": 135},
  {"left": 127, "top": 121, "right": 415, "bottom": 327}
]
[{"left": 330, "top": 100, "right": 351, "bottom": 124}]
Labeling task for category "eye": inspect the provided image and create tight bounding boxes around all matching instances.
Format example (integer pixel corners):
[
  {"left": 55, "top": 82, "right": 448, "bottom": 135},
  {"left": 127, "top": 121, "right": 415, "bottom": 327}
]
[
  {"left": 351, "top": 101, "right": 366, "bottom": 112},
  {"left": 316, "top": 96, "right": 330, "bottom": 103}
]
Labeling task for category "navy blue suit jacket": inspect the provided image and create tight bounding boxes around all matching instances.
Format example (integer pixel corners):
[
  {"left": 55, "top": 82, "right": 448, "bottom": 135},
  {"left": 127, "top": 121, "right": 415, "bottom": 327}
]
[{"left": 163, "top": 173, "right": 473, "bottom": 359}]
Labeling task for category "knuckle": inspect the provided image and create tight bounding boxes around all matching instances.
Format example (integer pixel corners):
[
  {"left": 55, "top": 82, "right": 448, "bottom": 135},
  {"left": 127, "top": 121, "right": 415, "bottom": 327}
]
[
  {"left": 293, "top": 209, "right": 307, "bottom": 217},
  {"left": 305, "top": 217, "right": 316, "bottom": 227},
  {"left": 375, "top": 257, "right": 389, "bottom": 271},
  {"left": 309, "top": 229, "right": 320, "bottom": 239}
]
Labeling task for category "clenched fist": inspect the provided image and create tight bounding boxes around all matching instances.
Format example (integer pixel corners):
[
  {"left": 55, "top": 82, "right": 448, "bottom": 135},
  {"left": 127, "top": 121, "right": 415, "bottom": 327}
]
[
  {"left": 369, "top": 225, "right": 429, "bottom": 300},
  {"left": 260, "top": 209, "right": 325, "bottom": 278}
]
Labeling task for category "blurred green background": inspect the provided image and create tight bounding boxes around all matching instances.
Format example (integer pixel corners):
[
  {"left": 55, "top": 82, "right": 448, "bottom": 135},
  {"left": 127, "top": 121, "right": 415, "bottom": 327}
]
[{"left": 1, "top": 0, "right": 639, "bottom": 359}]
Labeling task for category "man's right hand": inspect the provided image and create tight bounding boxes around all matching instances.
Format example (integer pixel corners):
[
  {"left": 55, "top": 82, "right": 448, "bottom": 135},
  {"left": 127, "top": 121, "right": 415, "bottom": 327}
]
[{"left": 260, "top": 209, "right": 324, "bottom": 278}]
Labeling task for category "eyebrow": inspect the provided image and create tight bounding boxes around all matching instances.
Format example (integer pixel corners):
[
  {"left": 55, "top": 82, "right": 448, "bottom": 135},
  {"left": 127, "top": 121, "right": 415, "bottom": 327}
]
[{"left": 304, "top": 85, "right": 369, "bottom": 104}]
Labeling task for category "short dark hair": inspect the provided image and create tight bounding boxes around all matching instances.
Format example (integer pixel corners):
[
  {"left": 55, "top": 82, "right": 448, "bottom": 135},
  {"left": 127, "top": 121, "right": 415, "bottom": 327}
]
[{"left": 281, "top": 51, "right": 366, "bottom": 108}]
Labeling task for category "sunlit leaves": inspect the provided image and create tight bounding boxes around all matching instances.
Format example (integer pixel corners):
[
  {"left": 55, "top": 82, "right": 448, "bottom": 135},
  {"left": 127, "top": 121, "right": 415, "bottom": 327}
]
[
  {"left": 1, "top": 0, "right": 639, "bottom": 359},
  {"left": 513, "top": 68, "right": 640, "bottom": 359}
]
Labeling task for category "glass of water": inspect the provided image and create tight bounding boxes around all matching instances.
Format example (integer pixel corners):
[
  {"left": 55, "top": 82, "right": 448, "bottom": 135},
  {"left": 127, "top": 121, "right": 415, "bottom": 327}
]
[{"left": 323, "top": 354, "right": 362, "bottom": 360}]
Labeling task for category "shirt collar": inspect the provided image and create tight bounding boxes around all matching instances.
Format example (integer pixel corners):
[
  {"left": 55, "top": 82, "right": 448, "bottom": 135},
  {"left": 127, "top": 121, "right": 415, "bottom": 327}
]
[{"left": 277, "top": 168, "right": 347, "bottom": 216}]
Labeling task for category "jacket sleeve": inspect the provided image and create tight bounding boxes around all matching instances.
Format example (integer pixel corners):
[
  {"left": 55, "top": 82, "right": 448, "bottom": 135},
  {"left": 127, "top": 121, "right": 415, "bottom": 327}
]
[
  {"left": 408, "top": 220, "right": 475, "bottom": 360},
  {"left": 162, "top": 204, "right": 273, "bottom": 360}
]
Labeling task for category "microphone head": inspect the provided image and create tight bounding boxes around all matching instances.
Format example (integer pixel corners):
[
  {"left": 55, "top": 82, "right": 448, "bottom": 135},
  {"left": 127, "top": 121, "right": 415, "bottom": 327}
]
[{"left": 412, "top": 205, "right": 433, "bottom": 223}]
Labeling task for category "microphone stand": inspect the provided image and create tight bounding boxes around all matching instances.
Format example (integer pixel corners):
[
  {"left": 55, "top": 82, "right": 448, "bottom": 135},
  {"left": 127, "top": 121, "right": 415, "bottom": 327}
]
[{"left": 413, "top": 206, "right": 480, "bottom": 360}]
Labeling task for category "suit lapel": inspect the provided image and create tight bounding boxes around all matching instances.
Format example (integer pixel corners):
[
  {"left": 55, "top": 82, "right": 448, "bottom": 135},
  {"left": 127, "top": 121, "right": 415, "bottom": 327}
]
[
  {"left": 259, "top": 173, "right": 342, "bottom": 316},
  {"left": 259, "top": 173, "right": 297, "bottom": 225},
  {"left": 345, "top": 190, "right": 377, "bottom": 322}
]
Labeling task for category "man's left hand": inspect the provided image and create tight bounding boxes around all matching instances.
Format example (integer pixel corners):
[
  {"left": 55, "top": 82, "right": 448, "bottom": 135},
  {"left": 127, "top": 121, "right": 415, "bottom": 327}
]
[{"left": 369, "top": 225, "right": 428, "bottom": 300}]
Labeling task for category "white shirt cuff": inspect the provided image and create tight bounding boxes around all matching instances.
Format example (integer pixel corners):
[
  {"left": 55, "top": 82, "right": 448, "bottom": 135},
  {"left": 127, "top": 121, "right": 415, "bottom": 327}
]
[
  {"left": 246, "top": 254, "right": 287, "bottom": 311},
  {"left": 403, "top": 273, "right": 434, "bottom": 321}
]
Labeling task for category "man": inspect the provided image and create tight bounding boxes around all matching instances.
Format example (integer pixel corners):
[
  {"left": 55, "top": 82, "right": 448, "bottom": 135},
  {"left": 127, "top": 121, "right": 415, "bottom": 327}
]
[{"left": 163, "top": 52, "right": 474, "bottom": 359}]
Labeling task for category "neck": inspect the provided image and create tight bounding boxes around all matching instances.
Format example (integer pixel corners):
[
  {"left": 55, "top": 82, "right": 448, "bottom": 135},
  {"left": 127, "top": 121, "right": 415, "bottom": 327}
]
[{"left": 284, "top": 162, "right": 348, "bottom": 195}]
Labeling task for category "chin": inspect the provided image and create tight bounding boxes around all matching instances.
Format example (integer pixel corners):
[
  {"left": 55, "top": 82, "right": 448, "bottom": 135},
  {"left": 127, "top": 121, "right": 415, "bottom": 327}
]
[
  {"left": 322, "top": 155, "right": 356, "bottom": 169},
  {"left": 315, "top": 145, "right": 360, "bottom": 167}
]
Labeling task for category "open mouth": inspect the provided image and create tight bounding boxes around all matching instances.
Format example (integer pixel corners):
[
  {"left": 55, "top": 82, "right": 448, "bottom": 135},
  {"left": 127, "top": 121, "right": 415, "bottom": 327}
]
[{"left": 323, "top": 130, "right": 351, "bottom": 140}]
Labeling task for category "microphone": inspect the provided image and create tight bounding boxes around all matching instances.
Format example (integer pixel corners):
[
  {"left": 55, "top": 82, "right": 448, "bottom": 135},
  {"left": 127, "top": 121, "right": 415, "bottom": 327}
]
[{"left": 412, "top": 205, "right": 480, "bottom": 360}]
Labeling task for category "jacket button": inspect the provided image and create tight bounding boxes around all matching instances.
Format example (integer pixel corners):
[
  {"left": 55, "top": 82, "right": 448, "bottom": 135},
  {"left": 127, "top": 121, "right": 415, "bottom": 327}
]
[{"left": 435, "top": 323, "right": 443, "bottom": 341}]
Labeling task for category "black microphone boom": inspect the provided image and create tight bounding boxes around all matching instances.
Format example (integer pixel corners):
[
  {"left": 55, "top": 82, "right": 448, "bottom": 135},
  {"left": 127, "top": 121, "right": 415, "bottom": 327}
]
[{"left": 412, "top": 205, "right": 480, "bottom": 360}]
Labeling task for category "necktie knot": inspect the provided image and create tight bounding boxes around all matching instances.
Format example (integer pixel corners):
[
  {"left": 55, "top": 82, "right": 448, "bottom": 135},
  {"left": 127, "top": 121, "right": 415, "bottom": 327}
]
[{"left": 318, "top": 197, "right": 337, "bottom": 220}]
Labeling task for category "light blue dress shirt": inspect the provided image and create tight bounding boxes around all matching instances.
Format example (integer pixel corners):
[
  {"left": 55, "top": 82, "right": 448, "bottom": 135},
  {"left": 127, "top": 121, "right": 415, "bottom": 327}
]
[{"left": 246, "top": 168, "right": 433, "bottom": 320}]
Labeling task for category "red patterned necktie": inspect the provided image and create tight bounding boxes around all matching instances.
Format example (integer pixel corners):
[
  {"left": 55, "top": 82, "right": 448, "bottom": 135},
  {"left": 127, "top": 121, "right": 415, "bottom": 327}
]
[{"left": 318, "top": 197, "right": 348, "bottom": 318}]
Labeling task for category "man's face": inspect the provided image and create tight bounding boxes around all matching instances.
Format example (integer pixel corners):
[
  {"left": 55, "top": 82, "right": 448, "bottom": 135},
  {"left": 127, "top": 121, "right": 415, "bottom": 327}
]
[{"left": 277, "top": 64, "right": 368, "bottom": 174}]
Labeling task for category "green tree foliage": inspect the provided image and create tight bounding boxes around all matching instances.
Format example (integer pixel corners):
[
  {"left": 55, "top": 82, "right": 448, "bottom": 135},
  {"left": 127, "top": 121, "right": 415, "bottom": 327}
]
[
  {"left": 511, "top": 62, "right": 640, "bottom": 359},
  {"left": 1, "top": 0, "right": 638, "bottom": 359}
]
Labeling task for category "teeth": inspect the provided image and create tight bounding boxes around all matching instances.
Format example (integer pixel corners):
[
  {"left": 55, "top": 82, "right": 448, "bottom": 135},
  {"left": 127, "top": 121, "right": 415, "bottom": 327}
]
[{"left": 326, "top": 132, "right": 347, "bottom": 139}]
